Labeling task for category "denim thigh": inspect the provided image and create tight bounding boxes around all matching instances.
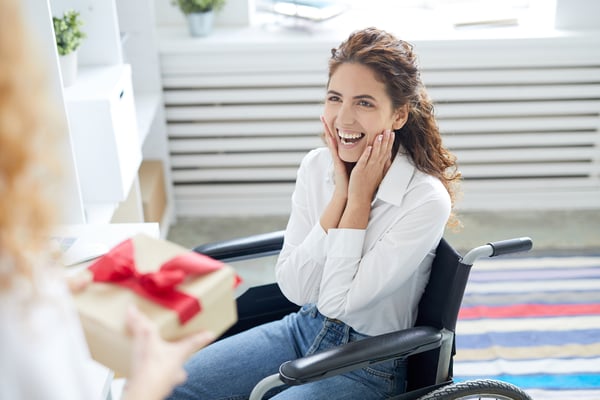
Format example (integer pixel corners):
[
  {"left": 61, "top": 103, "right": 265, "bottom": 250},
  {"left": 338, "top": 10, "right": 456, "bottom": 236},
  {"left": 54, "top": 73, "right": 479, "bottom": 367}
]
[
  {"left": 167, "top": 304, "right": 407, "bottom": 400},
  {"left": 167, "top": 315, "right": 300, "bottom": 400},
  {"left": 275, "top": 305, "right": 407, "bottom": 399}
]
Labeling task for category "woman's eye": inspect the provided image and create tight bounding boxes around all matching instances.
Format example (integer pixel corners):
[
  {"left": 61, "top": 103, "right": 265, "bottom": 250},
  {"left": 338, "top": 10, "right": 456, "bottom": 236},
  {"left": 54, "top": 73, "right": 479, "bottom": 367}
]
[
  {"left": 358, "top": 100, "right": 373, "bottom": 107},
  {"left": 327, "top": 95, "right": 341, "bottom": 102}
]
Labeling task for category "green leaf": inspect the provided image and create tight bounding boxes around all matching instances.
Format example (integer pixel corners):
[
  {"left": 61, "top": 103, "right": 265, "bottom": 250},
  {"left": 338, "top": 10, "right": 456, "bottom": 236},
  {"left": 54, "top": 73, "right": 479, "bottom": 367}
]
[
  {"left": 53, "top": 10, "right": 87, "bottom": 56},
  {"left": 171, "top": 0, "right": 226, "bottom": 14}
]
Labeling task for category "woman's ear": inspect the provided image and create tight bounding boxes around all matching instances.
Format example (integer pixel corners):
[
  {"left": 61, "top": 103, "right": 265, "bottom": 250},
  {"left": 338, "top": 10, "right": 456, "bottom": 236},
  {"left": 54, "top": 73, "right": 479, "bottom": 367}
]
[{"left": 392, "top": 104, "right": 409, "bottom": 130}]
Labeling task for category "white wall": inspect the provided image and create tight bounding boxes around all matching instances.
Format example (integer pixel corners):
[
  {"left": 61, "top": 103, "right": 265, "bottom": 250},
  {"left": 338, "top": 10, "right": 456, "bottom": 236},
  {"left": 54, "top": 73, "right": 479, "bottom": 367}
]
[{"left": 555, "top": 0, "right": 600, "bottom": 30}]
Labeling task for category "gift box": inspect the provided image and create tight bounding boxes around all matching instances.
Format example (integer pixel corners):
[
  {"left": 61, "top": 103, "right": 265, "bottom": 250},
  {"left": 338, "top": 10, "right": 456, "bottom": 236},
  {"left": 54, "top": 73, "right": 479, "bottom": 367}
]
[{"left": 74, "top": 234, "right": 239, "bottom": 377}]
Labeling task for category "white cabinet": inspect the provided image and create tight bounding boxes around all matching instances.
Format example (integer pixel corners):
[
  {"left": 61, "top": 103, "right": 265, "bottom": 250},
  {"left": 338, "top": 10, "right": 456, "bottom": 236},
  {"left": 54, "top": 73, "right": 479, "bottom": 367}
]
[
  {"left": 25, "top": 0, "right": 174, "bottom": 237},
  {"left": 65, "top": 64, "right": 141, "bottom": 203}
]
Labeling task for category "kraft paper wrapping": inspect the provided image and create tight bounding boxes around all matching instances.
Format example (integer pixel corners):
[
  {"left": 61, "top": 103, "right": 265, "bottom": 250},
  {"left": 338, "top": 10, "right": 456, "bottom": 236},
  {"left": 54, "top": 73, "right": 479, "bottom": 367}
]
[{"left": 74, "top": 234, "right": 238, "bottom": 377}]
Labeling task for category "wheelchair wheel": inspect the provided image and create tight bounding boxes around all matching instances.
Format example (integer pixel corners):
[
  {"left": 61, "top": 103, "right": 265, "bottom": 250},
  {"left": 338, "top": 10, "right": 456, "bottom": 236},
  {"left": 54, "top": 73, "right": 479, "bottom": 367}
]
[{"left": 417, "top": 379, "right": 532, "bottom": 400}]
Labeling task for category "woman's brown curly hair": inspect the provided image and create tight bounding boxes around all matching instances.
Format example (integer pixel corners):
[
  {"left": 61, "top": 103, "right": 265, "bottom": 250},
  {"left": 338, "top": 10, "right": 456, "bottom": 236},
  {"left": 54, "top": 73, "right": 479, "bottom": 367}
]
[{"left": 329, "top": 27, "right": 461, "bottom": 228}]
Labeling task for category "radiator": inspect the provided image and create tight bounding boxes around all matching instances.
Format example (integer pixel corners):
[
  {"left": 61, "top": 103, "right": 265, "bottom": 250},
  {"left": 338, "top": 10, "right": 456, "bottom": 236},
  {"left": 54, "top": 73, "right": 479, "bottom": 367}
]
[{"left": 159, "top": 32, "right": 600, "bottom": 216}]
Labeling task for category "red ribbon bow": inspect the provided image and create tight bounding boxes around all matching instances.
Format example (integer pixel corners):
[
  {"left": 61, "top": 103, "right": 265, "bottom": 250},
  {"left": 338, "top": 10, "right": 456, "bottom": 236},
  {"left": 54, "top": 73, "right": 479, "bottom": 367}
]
[{"left": 89, "top": 238, "right": 238, "bottom": 324}]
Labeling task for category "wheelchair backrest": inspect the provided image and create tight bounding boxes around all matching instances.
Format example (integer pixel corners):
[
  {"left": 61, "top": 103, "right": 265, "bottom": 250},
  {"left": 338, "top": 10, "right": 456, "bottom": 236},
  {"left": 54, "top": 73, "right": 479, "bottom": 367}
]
[{"left": 406, "top": 238, "right": 468, "bottom": 391}]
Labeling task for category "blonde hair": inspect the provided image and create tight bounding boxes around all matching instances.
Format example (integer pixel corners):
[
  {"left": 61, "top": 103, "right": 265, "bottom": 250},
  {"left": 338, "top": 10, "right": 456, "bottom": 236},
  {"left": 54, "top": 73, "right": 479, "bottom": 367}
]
[{"left": 0, "top": 0, "right": 63, "bottom": 291}]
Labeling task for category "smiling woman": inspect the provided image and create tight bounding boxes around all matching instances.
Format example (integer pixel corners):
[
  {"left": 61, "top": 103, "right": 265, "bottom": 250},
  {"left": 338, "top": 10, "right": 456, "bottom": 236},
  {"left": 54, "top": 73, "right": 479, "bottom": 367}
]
[{"left": 167, "top": 27, "right": 460, "bottom": 400}]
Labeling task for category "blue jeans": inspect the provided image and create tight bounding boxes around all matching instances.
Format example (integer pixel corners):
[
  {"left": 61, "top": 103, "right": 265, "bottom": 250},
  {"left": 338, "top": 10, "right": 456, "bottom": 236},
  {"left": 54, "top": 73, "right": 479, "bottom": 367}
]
[{"left": 167, "top": 304, "right": 407, "bottom": 400}]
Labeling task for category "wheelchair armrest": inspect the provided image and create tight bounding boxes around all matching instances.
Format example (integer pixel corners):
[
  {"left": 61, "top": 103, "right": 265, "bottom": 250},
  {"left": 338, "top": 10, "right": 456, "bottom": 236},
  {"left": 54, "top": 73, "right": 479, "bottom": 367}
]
[
  {"left": 193, "top": 230, "right": 285, "bottom": 262},
  {"left": 279, "top": 325, "right": 443, "bottom": 385}
]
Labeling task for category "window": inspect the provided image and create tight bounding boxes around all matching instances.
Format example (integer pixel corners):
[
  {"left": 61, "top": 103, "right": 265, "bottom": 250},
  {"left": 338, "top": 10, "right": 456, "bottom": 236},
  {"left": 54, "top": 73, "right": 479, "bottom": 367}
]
[{"left": 256, "top": 0, "right": 557, "bottom": 35}]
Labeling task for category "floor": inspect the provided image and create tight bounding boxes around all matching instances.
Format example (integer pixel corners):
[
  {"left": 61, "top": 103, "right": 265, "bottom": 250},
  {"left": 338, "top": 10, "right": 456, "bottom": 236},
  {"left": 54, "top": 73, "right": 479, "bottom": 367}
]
[
  {"left": 167, "top": 209, "right": 600, "bottom": 292},
  {"left": 167, "top": 209, "right": 600, "bottom": 256}
]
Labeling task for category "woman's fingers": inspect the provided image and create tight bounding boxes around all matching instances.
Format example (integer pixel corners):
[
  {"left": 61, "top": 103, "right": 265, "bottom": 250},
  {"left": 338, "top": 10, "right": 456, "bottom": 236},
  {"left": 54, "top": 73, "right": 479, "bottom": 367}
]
[
  {"left": 173, "top": 331, "right": 216, "bottom": 361},
  {"left": 66, "top": 270, "right": 92, "bottom": 294},
  {"left": 126, "top": 305, "right": 214, "bottom": 352},
  {"left": 125, "top": 304, "right": 215, "bottom": 378},
  {"left": 365, "top": 129, "right": 393, "bottom": 165},
  {"left": 321, "top": 116, "right": 339, "bottom": 155},
  {"left": 354, "top": 129, "right": 392, "bottom": 170},
  {"left": 375, "top": 129, "right": 394, "bottom": 160},
  {"left": 125, "top": 304, "right": 155, "bottom": 340},
  {"left": 321, "top": 116, "right": 349, "bottom": 191},
  {"left": 320, "top": 116, "right": 335, "bottom": 145},
  {"left": 320, "top": 115, "right": 333, "bottom": 137},
  {"left": 356, "top": 145, "right": 372, "bottom": 168},
  {"left": 122, "top": 304, "right": 215, "bottom": 400}
]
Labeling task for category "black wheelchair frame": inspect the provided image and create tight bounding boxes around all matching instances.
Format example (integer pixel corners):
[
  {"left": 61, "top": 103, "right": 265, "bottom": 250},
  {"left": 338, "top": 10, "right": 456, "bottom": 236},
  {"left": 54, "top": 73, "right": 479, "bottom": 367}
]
[{"left": 194, "top": 231, "right": 534, "bottom": 400}]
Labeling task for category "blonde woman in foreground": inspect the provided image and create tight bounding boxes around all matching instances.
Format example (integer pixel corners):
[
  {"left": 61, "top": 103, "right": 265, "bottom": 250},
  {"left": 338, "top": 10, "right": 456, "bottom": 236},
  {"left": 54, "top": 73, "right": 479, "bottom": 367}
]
[{"left": 0, "top": 2, "right": 213, "bottom": 399}]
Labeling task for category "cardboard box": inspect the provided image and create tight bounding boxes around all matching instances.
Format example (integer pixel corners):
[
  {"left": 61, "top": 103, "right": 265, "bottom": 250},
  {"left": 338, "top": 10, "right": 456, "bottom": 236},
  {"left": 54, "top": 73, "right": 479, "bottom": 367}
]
[
  {"left": 139, "top": 160, "right": 167, "bottom": 223},
  {"left": 74, "top": 234, "right": 238, "bottom": 377}
]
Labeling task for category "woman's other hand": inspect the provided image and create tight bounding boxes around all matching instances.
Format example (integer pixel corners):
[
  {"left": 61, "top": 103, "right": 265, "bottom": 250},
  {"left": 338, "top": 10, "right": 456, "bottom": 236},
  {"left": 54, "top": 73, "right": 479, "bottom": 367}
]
[
  {"left": 349, "top": 129, "right": 394, "bottom": 203},
  {"left": 338, "top": 129, "right": 394, "bottom": 229},
  {"left": 122, "top": 304, "right": 215, "bottom": 400}
]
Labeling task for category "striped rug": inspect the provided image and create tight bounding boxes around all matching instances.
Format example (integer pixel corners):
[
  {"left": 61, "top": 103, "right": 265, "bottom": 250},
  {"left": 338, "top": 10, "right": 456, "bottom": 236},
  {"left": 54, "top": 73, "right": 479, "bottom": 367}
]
[{"left": 453, "top": 255, "right": 600, "bottom": 399}]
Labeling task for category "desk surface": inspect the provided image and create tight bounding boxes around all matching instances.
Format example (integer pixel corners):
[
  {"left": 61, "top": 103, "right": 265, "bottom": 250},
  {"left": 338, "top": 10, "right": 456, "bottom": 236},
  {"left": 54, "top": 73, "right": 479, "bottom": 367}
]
[
  {"left": 55, "top": 222, "right": 160, "bottom": 242},
  {"left": 54, "top": 223, "right": 160, "bottom": 267}
]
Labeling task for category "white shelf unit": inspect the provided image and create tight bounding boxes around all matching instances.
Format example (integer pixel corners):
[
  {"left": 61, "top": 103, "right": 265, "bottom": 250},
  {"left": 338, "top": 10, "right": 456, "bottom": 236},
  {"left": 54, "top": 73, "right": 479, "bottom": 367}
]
[
  {"left": 64, "top": 64, "right": 142, "bottom": 204},
  {"left": 26, "top": 0, "right": 174, "bottom": 237}
]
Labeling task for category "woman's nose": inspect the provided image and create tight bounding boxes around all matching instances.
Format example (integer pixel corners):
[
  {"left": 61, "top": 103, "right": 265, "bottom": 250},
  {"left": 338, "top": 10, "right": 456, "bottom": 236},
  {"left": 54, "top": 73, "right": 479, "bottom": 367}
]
[{"left": 338, "top": 103, "right": 355, "bottom": 125}]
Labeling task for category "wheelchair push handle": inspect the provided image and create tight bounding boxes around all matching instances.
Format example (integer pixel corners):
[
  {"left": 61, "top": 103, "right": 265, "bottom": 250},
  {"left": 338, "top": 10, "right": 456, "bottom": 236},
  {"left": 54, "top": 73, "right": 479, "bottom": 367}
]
[
  {"left": 461, "top": 237, "right": 532, "bottom": 266},
  {"left": 488, "top": 237, "right": 533, "bottom": 257}
]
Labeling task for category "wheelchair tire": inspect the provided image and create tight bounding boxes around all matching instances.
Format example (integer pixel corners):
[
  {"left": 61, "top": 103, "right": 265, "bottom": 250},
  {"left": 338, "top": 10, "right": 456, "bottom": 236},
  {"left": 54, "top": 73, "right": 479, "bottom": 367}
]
[{"left": 416, "top": 379, "right": 532, "bottom": 400}]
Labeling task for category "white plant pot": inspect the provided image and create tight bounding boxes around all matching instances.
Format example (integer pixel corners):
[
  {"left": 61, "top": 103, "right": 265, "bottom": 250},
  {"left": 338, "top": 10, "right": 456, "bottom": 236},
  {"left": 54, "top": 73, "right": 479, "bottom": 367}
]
[
  {"left": 187, "top": 11, "right": 215, "bottom": 37},
  {"left": 59, "top": 51, "right": 78, "bottom": 87}
]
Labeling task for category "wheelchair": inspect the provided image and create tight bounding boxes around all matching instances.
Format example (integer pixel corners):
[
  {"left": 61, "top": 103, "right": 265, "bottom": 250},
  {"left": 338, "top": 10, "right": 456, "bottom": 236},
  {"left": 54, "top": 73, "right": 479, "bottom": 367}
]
[{"left": 194, "top": 231, "right": 534, "bottom": 400}]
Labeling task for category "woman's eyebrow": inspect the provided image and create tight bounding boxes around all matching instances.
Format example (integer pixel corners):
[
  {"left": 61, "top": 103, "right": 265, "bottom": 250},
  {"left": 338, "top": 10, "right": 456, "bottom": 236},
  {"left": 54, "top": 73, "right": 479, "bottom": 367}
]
[
  {"left": 327, "top": 90, "right": 377, "bottom": 102},
  {"left": 354, "top": 94, "right": 377, "bottom": 102}
]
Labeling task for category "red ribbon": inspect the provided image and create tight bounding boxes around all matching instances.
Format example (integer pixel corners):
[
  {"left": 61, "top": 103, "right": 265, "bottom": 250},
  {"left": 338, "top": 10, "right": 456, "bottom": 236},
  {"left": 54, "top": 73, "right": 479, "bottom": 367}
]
[{"left": 88, "top": 238, "right": 239, "bottom": 324}]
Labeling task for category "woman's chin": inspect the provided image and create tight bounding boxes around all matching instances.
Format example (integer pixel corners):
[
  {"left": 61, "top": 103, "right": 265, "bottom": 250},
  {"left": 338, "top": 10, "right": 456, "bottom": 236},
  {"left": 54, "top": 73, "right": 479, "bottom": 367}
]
[{"left": 338, "top": 148, "right": 361, "bottom": 163}]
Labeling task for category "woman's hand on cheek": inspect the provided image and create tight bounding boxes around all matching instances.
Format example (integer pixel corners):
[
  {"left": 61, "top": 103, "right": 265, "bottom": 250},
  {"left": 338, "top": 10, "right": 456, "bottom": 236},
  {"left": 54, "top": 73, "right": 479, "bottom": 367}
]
[
  {"left": 321, "top": 116, "right": 348, "bottom": 197},
  {"left": 349, "top": 129, "right": 394, "bottom": 202}
]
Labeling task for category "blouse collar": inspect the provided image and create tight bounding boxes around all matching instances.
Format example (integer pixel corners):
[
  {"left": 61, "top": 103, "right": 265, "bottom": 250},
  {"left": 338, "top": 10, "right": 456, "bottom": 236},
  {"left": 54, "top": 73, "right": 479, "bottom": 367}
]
[
  {"left": 325, "top": 151, "right": 416, "bottom": 207},
  {"left": 376, "top": 152, "right": 415, "bottom": 207}
]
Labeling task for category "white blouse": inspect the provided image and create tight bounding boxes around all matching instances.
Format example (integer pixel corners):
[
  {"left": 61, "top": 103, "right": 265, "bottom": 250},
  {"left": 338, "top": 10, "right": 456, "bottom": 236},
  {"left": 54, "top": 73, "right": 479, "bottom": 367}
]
[
  {"left": 276, "top": 147, "right": 451, "bottom": 336},
  {"left": 0, "top": 267, "right": 97, "bottom": 400}
]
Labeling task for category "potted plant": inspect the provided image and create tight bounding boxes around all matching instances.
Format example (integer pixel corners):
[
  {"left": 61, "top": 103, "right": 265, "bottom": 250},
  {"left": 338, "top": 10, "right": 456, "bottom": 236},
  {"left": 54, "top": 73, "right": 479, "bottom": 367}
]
[
  {"left": 172, "top": 0, "right": 226, "bottom": 37},
  {"left": 53, "top": 10, "right": 86, "bottom": 87}
]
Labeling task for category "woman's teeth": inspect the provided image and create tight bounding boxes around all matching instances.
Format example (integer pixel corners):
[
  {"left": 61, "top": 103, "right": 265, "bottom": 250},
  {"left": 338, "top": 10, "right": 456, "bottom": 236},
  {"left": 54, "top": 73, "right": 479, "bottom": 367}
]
[{"left": 338, "top": 130, "right": 365, "bottom": 145}]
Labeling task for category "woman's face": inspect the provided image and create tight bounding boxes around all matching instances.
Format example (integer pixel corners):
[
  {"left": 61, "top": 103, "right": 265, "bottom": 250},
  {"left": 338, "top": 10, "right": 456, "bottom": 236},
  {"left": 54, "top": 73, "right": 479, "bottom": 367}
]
[{"left": 323, "top": 62, "right": 407, "bottom": 163}]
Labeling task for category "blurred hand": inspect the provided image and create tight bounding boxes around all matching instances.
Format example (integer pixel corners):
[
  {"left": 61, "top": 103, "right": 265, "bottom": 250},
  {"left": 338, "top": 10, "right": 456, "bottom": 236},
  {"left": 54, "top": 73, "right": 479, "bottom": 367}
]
[
  {"left": 66, "top": 270, "right": 92, "bottom": 293},
  {"left": 122, "top": 304, "right": 215, "bottom": 400}
]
